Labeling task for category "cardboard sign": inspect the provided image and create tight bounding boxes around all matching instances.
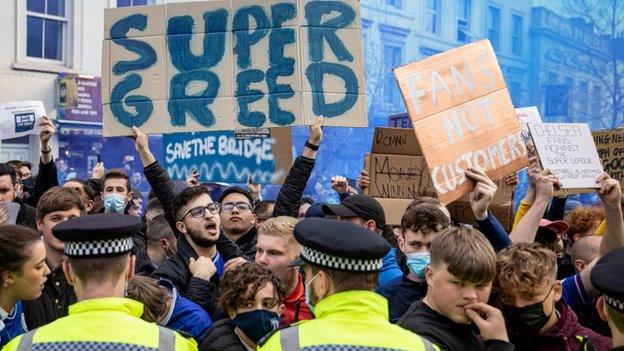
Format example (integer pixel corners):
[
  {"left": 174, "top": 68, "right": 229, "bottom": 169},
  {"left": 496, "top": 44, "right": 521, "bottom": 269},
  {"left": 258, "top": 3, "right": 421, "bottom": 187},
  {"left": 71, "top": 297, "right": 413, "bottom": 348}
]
[
  {"left": 163, "top": 127, "right": 292, "bottom": 184},
  {"left": 371, "top": 127, "right": 421, "bottom": 155},
  {"left": 529, "top": 123, "right": 603, "bottom": 189},
  {"left": 102, "top": 1, "right": 367, "bottom": 136},
  {"left": 364, "top": 154, "right": 437, "bottom": 199},
  {"left": 393, "top": 40, "right": 528, "bottom": 205},
  {"left": 374, "top": 197, "right": 413, "bottom": 226},
  {"left": 515, "top": 106, "right": 542, "bottom": 144},
  {"left": 387, "top": 112, "right": 412, "bottom": 129},
  {"left": 0, "top": 101, "right": 45, "bottom": 140},
  {"left": 447, "top": 179, "right": 514, "bottom": 231},
  {"left": 592, "top": 128, "right": 624, "bottom": 187}
]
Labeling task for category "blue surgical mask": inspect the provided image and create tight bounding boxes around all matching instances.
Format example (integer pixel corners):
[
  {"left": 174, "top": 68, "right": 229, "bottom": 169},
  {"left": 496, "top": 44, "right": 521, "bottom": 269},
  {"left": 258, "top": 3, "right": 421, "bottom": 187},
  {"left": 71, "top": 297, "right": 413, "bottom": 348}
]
[
  {"left": 104, "top": 193, "right": 127, "bottom": 214},
  {"left": 406, "top": 252, "right": 430, "bottom": 279},
  {"left": 305, "top": 273, "right": 320, "bottom": 315},
  {"left": 232, "top": 309, "right": 281, "bottom": 344}
]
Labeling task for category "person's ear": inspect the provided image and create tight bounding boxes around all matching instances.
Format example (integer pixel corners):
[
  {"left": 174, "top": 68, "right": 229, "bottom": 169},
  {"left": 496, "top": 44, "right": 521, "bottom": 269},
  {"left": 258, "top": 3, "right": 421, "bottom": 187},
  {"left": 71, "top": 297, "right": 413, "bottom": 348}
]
[
  {"left": 553, "top": 280, "right": 563, "bottom": 302},
  {"left": 1, "top": 271, "right": 14, "bottom": 288},
  {"left": 127, "top": 255, "right": 135, "bottom": 281},
  {"left": 398, "top": 235, "right": 405, "bottom": 253},
  {"left": 314, "top": 270, "right": 332, "bottom": 299},
  {"left": 596, "top": 296, "right": 608, "bottom": 322},
  {"left": 158, "top": 239, "right": 168, "bottom": 251},
  {"left": 573, "top": 234, "right": 582, "bottom": 242},
  {"left": 126, "top": 191, "right": 133, "bottom": 203},
  {"left": 85, "top": 200, "right": 94, "bottom": 212},
  {"left": 176, "top": 221, "right": 187, "bottom": 234},
  {"left": 424, "top": 265, "right": 435, "bottom": 287},
  {"left": 277, "top": 303, "right": 285, "bottom": 316},
  {"left": 574, "top": 259, "right": 587, "bottom": 273},
  {"left": 37, "top": 219, "right": 45, "bottom": 232},
  {"left": 63, "top": 260, "right": 75, "bottom": 286}
]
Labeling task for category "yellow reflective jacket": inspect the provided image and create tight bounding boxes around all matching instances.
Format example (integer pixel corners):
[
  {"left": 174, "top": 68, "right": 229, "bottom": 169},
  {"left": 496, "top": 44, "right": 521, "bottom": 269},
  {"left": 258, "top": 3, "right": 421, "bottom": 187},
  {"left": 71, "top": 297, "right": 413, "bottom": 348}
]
[
  {"left": 2, "top": 297, "right": 197, "bottom": 351},
  {"left": 259, "top": 290, "right": 439, "bottom": 351}
]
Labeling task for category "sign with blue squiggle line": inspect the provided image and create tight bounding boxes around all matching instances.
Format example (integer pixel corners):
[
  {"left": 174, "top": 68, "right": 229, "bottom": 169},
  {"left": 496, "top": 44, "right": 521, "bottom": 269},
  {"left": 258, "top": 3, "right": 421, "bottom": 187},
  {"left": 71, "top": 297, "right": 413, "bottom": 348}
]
[
  {"left": 102, "top": 0, "right": 367, "bottom": 137},
  {"left": 163, "top": 127, "right": 292, "bottom": 184}
]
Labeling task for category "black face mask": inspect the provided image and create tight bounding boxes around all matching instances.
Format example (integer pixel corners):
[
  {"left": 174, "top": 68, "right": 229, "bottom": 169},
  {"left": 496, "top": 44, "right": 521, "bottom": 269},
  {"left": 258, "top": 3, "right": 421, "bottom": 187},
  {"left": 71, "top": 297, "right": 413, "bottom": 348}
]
[
  {"left": 21, "top": 177, "right": 35, "bottom": 192},
  {"left": 503, "top": 285, "right": 555, "bottom": 334}
]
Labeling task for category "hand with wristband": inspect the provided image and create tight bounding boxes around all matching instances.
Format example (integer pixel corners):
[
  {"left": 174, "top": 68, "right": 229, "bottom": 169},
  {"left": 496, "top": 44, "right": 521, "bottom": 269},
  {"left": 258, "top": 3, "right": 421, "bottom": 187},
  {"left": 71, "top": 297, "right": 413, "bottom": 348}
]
[{"left": 303, "top": 117, "right": 323, "bottom": 158}]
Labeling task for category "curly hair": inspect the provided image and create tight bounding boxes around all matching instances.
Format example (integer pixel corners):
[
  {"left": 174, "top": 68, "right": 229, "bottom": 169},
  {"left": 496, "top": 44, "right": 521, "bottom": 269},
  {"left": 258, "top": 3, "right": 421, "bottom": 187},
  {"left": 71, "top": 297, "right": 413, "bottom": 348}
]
[
  {"left": 401, "top": 202, "right": 451, "bottom": 235},
  {"left": 495, "top": 242, "right": 557, "bottom": 304},
  {"left": 566, "top": 206, "right": 605, "bottom": 239},
  {"left": 218, "top": 262, "right": 285, "bottom": 316}
]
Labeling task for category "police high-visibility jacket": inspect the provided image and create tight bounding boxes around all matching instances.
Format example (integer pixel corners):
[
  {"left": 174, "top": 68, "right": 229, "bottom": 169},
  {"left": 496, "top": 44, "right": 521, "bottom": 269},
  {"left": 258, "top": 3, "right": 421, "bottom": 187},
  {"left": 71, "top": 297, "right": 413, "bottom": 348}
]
[
  {"left": 2, "top": 297, "right": 197, "bottom": 351},
  {"left": 259, "top": 290, "right": 439, "bottom": 351}
]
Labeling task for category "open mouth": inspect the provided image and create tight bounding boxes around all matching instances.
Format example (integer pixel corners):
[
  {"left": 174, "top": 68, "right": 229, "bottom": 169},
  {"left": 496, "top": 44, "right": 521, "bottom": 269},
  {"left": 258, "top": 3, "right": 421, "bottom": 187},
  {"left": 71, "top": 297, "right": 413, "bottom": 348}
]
[{"left": 205, "top": 222, "right": 219, "bottom": 233}]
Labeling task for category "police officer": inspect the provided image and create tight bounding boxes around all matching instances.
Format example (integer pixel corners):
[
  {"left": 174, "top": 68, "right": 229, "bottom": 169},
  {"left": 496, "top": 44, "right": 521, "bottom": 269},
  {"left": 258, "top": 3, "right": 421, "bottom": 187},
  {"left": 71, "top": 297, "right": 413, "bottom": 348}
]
[
  {"left": 591, "top": 247, "right": 624, "bottom": 351},
  {"left": 2, "top": 214, "right": 197, "bottom": 351},
  {"left": 259, "top": 218, "right": 438, "bottom": 351}
]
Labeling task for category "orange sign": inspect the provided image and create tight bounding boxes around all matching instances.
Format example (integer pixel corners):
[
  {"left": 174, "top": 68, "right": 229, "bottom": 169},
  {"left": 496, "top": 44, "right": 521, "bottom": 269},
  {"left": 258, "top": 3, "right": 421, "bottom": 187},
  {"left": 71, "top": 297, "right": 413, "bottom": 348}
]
[{"left": 394, "top": 40, "right": 528, "bottom": 204}]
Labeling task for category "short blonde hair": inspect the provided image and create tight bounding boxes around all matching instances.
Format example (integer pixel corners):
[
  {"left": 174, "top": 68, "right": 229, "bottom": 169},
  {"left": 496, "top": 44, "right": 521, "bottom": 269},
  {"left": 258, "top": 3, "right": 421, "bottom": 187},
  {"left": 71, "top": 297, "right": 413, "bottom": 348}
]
[
  {"left": 258, "top": 216, "right": 299, "bottom": 246},
  {"left": 495, "top": 243, "right": 557, "bottom": 304}
]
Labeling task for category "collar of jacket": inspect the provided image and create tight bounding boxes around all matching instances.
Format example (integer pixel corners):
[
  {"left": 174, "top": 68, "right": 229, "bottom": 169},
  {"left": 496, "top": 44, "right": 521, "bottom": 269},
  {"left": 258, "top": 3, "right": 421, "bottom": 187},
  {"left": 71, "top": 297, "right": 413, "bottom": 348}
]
[
  {"left": 314, "top": 290, "right": 389, "bottom": 320},
  {"left": 68, "top": 297, "right": 143, "bottom": 317},
  {"left": 235, "top": 226, "right": 257, "bottom": 246},
  {"left": 177, "top": 235, "right": 199, "bottom": 263}
]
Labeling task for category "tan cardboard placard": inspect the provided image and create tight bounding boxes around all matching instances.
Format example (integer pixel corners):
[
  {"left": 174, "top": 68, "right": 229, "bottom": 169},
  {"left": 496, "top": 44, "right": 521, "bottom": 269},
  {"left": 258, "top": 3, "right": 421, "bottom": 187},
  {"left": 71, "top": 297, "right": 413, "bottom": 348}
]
[
  {"left": 102, "top": 1, "right": 367, "bottom": 136},
  {"left": 592, "top": 128, "right": 624, "bottom": 187},
  {"left": 364, "top": 154, "right": 437, "bottom": 199},
  {"left": 447, "top": 179, "right": 515, "bottom": 231},
  {"left": 374, "top": 198, "right": 414, "bottom": 226},
  {"left": 371, "top": 127, "right": 421, "bottom": 155},
  {"left": 394, "top": 40, "right": 528, "bottom": 205}
]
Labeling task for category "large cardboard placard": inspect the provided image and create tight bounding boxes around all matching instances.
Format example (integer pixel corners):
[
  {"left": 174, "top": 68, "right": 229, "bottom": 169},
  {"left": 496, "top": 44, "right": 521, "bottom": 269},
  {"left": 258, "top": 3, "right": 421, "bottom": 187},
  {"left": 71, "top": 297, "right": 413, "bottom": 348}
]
[
  {"left": 393, "top": 40, "right": 528, "bottom": 205},
  {"left": 102, "top": 1, "right": 367, "bottom": 136},
  {"left": 163, "top": 127, "right": 292, "bottom": 184},
  {"left": 592, "top": 128, "right": 624, "bottom": 187},
  {"left": 529, "top": 123, "right": 603, "bottom": 189}
]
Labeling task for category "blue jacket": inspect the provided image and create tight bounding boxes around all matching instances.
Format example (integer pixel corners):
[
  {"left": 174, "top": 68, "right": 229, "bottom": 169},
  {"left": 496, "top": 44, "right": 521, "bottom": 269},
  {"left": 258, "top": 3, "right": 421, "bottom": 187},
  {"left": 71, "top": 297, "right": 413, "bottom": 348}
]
[
  {"left": 160, "top": 280, "right": 213, "bottom": 344},
  {"left": 378, "top": 248, "right": 403, "bottom": 286},
  {"left": 0, "top": 301, "right": 28, "bottom": 348}
]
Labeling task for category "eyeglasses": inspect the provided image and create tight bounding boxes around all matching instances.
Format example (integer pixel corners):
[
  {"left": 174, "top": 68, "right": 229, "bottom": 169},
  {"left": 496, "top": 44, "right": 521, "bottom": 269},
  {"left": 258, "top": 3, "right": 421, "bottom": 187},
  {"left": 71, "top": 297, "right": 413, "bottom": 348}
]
[
  {"left": 221, "top": 202, "right": 253, "bottom": 213},
  {"left": 179, "top": 203, "right": 221, "bottom": 221}
]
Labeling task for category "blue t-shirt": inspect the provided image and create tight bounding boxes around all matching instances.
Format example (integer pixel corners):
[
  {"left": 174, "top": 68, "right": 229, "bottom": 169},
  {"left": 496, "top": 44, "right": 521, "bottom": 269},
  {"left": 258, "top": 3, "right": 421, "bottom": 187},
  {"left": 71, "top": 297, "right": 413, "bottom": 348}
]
[
  {"left": 213, "top": 251, "right": 225, "bottom": 278},
  {"left": 376, "top": 275, "right": 428, "bottom": 323},
  {"left": 0, "top": 301, "right": 28, "bottom": 348},
  {"left": 160, "top": 280, "right": 213, "bottom": 344}
]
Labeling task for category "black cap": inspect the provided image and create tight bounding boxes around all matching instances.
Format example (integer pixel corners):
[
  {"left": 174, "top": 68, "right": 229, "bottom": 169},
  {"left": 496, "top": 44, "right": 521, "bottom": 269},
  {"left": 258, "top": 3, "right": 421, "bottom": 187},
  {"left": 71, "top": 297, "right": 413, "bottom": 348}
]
[
  {"left": 289, "top": 218, "right": 390, "bottom": 272},
  {"left": 322, "top": 194, "right": 386, "bottom": 228},
  {"left": 590, "top": 247, "right": 624, "bottom": 312},
  {"left": 52, "top": 213, "right": 142, "bottom": 258}
]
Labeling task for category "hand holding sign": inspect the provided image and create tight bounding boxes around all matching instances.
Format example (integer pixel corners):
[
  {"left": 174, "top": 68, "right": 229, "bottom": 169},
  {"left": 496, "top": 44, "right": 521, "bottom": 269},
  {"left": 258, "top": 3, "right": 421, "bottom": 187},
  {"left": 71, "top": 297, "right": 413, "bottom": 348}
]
[
  {"left": 131, "top": 126, "right": 156, "bottom": 167},
  {"left": 534, "top": 169, "right": 560, "bottom": 202},
  {"left": 597, "top": 172, "right": 622, "bottom": 208},
  {"left": 308, "top": 117, "right": 324, "bottom": 146},
  {"left": 466, "top": 167, "right": 498, "bottom": 221},
  {"left": 358, "top": 170, "right": 370, "bottom": 192}
]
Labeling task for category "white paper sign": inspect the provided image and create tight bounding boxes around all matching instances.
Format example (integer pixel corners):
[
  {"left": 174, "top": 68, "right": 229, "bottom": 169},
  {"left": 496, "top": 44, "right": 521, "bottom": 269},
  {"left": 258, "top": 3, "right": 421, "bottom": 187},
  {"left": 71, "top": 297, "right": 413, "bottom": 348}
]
[
  {"left": 0, "top": 101, "right": 45, "bottom": 140},
  {"left": 515, "top": 106, "right": 542, "bottom": 144},
  {"left": 529, "top": 123, "right": 603, "bottom": 189}
]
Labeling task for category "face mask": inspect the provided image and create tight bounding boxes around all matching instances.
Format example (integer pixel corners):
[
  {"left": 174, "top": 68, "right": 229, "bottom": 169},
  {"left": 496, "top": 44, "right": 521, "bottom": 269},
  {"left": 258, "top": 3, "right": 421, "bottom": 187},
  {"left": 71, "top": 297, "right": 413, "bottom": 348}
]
[
  {"left": 305, "top": 273, "right": 320, "bottom": 315},
  {"left": 104, "top": 193, "right": 127, "bottom": 214},
  {"left": 232, "top": 309, "right": 281, "bottom": 344},
  {"left": 503, "top": 285, "right": 555, "bottom": 334},
  {"left": 21, "top": 177, "right": 34, "bottom": 192},
  {"left": 406, "top": 252, "right": 430, "bottom": 279}
]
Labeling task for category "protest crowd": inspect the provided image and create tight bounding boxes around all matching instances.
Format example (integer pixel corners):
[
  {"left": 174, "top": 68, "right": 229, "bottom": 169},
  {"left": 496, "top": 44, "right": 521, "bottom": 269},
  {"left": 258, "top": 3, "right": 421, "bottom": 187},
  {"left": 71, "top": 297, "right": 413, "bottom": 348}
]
[{"left": 1, "top": 1, "right": 624, "bottom": 351}]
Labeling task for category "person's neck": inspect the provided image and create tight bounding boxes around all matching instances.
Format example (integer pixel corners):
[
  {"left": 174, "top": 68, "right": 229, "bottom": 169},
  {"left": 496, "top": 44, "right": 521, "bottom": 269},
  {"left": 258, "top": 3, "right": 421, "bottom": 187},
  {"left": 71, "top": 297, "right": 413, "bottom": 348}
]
[
  {"left": 75, "top": 278, "right": 126, "bottom": 301},
  {"left": 45, "top": 242, "right": 65, "bottom": 270},
  {"left": 611, "top": 331, "right": 624, "bottom": 348},
  {"left": 286, "top": 271, "right": 300, "bottom": 296},
  {"left": 405, "top": 272, "right": 424, "bottom": 283},
  {"left": 422, "top": 294, "right": 444, "bottom": 318},
  {"left": 187, "top": 238, "right": 217, "bottom": 259},
  {"left": 540, "top": 302, "right": 560, "bottom": 333},
  {"left": 146, "top": 245, "right": 166, "bottom": 266},
  {"left": 235, "top": 326, "right": 257, "bottom": 350},
  {"left": 0, "top": 291, "right": 17, "bottom": 316},
  {"left": 224, "top": 226, "right": 253, "bottom": 243}
]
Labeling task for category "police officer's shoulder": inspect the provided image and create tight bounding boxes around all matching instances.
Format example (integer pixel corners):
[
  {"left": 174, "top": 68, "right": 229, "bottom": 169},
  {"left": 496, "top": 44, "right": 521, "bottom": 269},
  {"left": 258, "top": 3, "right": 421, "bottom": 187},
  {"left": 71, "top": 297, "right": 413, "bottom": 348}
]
[{"left": 258, "top": 320, "right": 307, "bottom": 348}]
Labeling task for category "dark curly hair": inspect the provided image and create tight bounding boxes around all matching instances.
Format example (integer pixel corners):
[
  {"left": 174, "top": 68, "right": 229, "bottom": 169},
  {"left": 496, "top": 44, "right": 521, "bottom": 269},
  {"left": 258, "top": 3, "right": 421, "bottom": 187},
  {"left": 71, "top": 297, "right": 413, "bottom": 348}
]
[
  {"left": 219, "top": 262, "right": 286, "bottom": 316},
  {"left": 401, "top": 202, "right": 451, "bottom": 235}
]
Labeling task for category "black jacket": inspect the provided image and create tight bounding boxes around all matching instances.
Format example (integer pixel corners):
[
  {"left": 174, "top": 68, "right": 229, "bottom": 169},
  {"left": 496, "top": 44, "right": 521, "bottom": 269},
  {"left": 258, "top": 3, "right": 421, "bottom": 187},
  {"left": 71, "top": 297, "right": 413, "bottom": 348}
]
[
  {"left": 135, "top": 247, "right": 156, "bottom": 276},
  {"left": 15, "top": 200, "right": 36, "bottom": 229},
  {"left": 23, "top": 158, "right": 58, "bottom": 208},
  {"left": 234, "top": 226, "right": 258, "bottom": 258},
  {"left": 152, "top": 236, "right": 223, "bottom": 319},
  {"left": 273, "top": 155, "right": 315, "bottom": 218},
  {"left": 398, "top": 301, "right": 514, "bottom": 351},
  {"left": 200, "top": 319, "right": 246, "bottom": 351},
  {"left": 22, "top": 263, "right": 76, "bottom": 329}
]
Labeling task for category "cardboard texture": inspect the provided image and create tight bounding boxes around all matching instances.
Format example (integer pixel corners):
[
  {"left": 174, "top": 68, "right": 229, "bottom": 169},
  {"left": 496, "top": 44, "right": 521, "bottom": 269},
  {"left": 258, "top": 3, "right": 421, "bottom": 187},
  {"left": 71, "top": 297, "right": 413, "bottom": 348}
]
[
  {"left": 364, "top": 154, "right": 437, "bottom": 199},
  {"left": 529, "top": 123, "right": 603, "bottom": 189},
  {"left": 103, "top": 1, "right": 367, "bottom": 137},
  {"left": 447, "top": 193, "right": 514, "bottom": 231},
  {"left": 374, "top": 198, "right": 414, "bottom": 226},
  {"left": 593, "top": 128, "right": 624, "bottom": 187},
  {"left": 394, "top": 40, "right": 528, "bottom": 205},
  {"left": 371, "top": 127, "right": 421, "bottom": 155}
]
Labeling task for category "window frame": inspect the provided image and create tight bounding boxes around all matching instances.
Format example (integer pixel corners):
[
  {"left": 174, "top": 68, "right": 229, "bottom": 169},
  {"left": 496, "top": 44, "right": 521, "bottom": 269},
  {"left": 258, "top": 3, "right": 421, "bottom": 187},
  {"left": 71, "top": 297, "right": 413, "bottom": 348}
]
[
  {"left": 457, "top": 0, "right": 472, "bottom": 43},
  {"left": 15, "top": 0, "right": 79, "bottom": 73},
  {"left": 426, "top": 0, "right": 441, "bottom": 35},
  {"left": 382, "top": 44, "right": 405, "bottom": 106},
  {"left": 510, "top": 12, "right": 524, "bottom": 57},
  {"left": 385, "top": 0, "right": 403, "bottom": 10},
  {"left": 486, "top": 3, "right": 502, "bottom": 52}
]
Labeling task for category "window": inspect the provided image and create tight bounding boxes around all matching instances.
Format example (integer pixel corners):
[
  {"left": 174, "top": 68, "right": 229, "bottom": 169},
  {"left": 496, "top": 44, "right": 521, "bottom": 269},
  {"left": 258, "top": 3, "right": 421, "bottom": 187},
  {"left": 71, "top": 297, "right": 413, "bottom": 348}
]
[
  {"left": 511, "top": 14, "right": 523, "bottom": 56},
  {"left": 578, "top": 81, "right": 588, "bottom": 114},
  {"left": 26, "top": 0, "right": 67, "bottom": 62},
  {"left": 592, "top": 86, "right": 602, "bottom": 116},
  {"left": 117, "top": 0, "right": 148, "bottom": 7},
  {"left": 487, "top": 5, "right": 501, "bottom": 51},
  {"left": 547, "top": 72, "right": 559, "bottom": 83},
  {"left": 383, "top": 45, "right": 403, "bottom": 105},
  {"left": 457, "top": 0, "right": 471, "bottom": 42},
  {"left": 386, "top": 0, "right": 402, "bottom": 9},
  {"left": 426, "top": 0, "right": 441, "bottom": 35}
]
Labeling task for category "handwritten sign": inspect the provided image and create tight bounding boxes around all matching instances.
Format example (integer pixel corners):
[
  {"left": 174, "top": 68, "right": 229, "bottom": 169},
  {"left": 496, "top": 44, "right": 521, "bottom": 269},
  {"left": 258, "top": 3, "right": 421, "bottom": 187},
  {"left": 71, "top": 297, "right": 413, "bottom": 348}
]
[
  {"left": 529, "top": 123, "right": 603, "bottom": 189},
  {"left": 393, "top": 40, "right": 528, "bottom": 205},
  {"left": 102, "top": 1, "right": 367, "bottom": 136},
  {"left": 0, "top": 101, "right": 45, "bottom": 140},
  {"left": 163, "top": 127, "right": 292, "bottom": 184},
  {"left": 592, "top": 128, "right": 624, "bottom": 187},
  {"left": 364, "top": 154, "right": 437, "bottom": 199},
  {"left": 515, "top": 106, "right": 542, "bottom": 144}
]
